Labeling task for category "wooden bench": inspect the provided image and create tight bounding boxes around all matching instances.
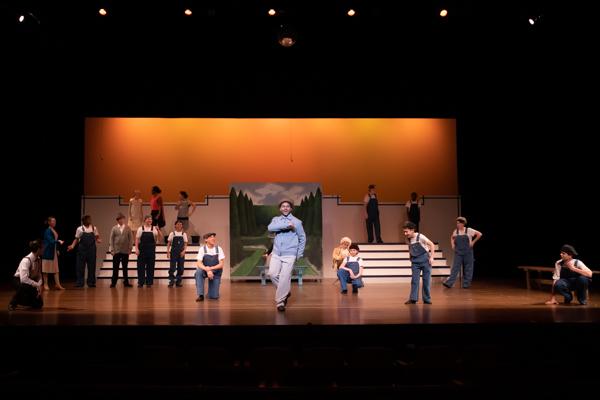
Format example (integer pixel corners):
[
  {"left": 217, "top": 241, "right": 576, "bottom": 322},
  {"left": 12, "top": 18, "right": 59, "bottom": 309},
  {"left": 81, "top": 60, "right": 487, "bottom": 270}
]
[
  {"left": 518, "top": 266, "right": 598, "bottom": 298},
  {"left": 256, "top": 265, "right": 308, "bottom": 286}
]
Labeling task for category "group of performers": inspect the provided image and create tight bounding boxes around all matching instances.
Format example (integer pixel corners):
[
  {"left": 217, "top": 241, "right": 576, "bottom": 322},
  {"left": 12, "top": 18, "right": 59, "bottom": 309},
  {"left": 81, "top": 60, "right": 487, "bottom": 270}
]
[{"left": 7, "top": 188, "right": 593, "bottom": 311}]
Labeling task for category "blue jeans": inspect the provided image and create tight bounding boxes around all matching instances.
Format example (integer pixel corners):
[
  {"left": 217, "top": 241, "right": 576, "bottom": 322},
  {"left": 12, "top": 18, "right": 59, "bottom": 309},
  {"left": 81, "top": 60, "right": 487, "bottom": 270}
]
[
  {"left": 410, "top": 256, "right": 431, "bottom": 302},
  {"left": 446, "top": 250, "right": 474, "bottom": 288},
  {"left": 555, "top": 276, "right": 591, "bottom": 303},
  {"left": 337, "top": 269, "right": 364, "bottom": 291},
  {"left": 195, "top": 269, "right": 221, "bottom": 298}
]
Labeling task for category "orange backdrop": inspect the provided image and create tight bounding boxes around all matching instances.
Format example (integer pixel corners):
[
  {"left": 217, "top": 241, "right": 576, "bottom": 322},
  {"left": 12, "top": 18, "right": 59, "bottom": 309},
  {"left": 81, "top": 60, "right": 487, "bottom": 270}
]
[{"left": 84, "top": 118, "right": 457, "bottom": 202}]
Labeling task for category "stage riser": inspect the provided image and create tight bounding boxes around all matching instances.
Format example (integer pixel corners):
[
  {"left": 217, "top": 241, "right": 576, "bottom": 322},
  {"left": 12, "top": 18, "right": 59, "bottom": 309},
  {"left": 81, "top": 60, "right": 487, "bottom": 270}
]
[
  {"left": 359, "top": 251, "right": 442, "bottom": 259},
  {"left": 363, "top": 260, "right": 447, "bottom": 267},
  {"left": 358, "top": 244, "right": 440, "bottom": 251}
]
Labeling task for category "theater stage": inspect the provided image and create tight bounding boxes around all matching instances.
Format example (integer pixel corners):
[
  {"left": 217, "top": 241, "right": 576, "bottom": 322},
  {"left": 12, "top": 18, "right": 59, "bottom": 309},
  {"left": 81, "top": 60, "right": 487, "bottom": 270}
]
[{"left": 2, "top": 278, "right": 598, "bottom": 326}]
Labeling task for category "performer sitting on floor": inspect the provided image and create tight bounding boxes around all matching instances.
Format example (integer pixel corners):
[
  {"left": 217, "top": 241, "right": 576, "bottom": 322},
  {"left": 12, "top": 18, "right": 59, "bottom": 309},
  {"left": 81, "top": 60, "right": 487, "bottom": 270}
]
[
  {"left": 8, "top": 239, "right": 44, "bottom": 311},
  {"left": 404, "top": 222, "right": 435, "bottom": 305},
  {"left": 194, "top": 232, "right": 225, "bottom": 301},
  {"left": 332, "top": 237, "right": 351, "bottom": 286},
  {"left": 337, "top": 243, "right": 364, "bottom": 294},
  {"left": 545, "top": 245, "right": 592, "bottom": 306}
]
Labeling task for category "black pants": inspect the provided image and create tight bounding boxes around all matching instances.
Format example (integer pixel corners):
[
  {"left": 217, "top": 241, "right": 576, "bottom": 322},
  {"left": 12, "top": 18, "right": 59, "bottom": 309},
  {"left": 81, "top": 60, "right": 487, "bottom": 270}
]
[
  {"left": 366, "top": 213, "right": 382, "bottom": 243},
  {"left": 112, "top": 253, "right": 130, "bottom": 284},
  {"left": 9, "top": 278, "right": 43, "bottom": 309}
]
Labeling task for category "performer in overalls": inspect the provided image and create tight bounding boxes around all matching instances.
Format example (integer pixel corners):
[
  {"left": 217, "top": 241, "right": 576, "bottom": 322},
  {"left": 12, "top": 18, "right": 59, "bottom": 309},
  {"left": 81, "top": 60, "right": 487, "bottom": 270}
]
[
  {"left": 135, "top": 215, "right": 161, "bottom": 288},
  {"left": 546, "top": 245, "right": 593, "bottom": 305},
  {"left": 167, "top": 220, "right": 188, "bottom": 287},
  {"left": 337, "top": 243, "right": 364, "bottom": 294},
  {"left": 68, "top": 215, "right": 102, "bottom": 288},
  {"left": 405, "top": 192, "right": 421, "bottom": 232},
  {"left": 443, "top": 217, "right": 483, "bottom": 289},
  {"left": 363, "top": 184, "right": 383, "bottom": 243},
  {"left": 268, "top": 199, "right": 306, "bottom": 312},
  {"left": 194, "top": 232, "right": 224, "bottom": 301},
  {"left": 404, "top": 222, "right": 435, "bottom": 305}
]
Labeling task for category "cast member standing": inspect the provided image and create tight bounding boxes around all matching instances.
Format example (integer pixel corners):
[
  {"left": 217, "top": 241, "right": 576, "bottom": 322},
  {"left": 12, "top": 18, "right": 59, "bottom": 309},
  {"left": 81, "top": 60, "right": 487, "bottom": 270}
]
[
  {"left": 109, "top": 213, "right": 134, "bottom": 287},
  {"left": 136, "top": 215, "right": 161, "bottom": 288},
  {"left": 167, "top": 220, "right": 188, "bottom": 287},
  {"left": 404, "top": 222, "right": 435, "bottom": 305},
  {"left": 405, "top": 192, "right": 421, "bottom": 232},
  {"left": 68, "top": 215, "right": 102, "bottom": 288},
  {"left": 545, "top": 245, "right": 592, "bottom": 305},
  {"left": 332, "top": 237, "right": 352, "bottom": 286},
  {"left": 128, "top": 190, "right": 144, "bottom": 232},
  {"left": 175, "top": 191, "right": 196, "bottom": 235},
  {"left": 268, "top": 199, "right": 306, "bottom": 312},
  {"left": 194, "top": 232, "right": 224, "bottom": 301},
  {"left": 42, "top": 216, "right": 65, "bottom": 290},
  {"left": 8, "top": 239, "right": 44, "bottom": 311},
  {"left": 337, "top": 244, "right": 364, "bottom": 294},
  {"left": 150, "top": 186, "right": 165, "bottom": 238},
  {"left": 364, "top": 184, "right": 383, "bottom": 243},
  {"left": 443, "top": 217, "right": 483, "bottom": 289}
]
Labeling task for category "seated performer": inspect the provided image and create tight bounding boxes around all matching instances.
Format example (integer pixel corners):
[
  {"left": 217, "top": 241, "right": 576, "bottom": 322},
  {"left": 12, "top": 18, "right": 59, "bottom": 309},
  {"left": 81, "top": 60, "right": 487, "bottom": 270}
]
[
  {"left": 194, "top": 232, "right": 225, "bottom": 301},
  {"left": 404, "top": 222, "right": 435, "bottom": 305},
  {"left": 337, "top": 243, "right": 364, "bottom": 294},
  {"left": 8, "top": 239, "right": 44, "bottom": 311},
  {"left": 545, "top": 245, "right": 592, "bottom": 306},
  {"left": 332, "top": 237, "right": 352, "bottom": 286}
]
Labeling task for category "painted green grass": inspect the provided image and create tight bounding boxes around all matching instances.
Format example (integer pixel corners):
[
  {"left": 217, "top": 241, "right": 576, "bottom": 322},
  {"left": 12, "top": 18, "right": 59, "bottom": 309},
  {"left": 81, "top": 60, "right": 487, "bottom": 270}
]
[{"left": 231, "top": 248, "right": 265, "bottom": 276}]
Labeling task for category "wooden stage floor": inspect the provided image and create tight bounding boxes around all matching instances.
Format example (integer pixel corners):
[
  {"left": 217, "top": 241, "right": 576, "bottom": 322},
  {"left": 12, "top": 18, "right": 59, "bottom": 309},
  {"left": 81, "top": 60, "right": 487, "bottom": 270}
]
[{"left": 2, "top": 278, "right": 598, "bottom": 326}]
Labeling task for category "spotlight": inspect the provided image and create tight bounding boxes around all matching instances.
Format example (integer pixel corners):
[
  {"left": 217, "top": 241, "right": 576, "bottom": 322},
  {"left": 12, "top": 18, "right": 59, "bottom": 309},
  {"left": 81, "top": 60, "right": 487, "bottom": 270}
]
[
  {"left": 19, "top": 15, "right": 25, "bottom": 22},
  {"left": 185, "top": 9, "right": 192, "bottom": 16},
  {"left": 99, "top": 9, "right": 107, "bottom": 16},
  {"left": 440, "top": 9, "right": 448, "bottom": 17},
  {"left": 268, "top": 9, "right": 276, "bottom": 16},
  {"left": 277, "top": 24, "right": 298, "bottom": 47},
  {"left": 528, "top": 18, "right": 535, "bottom": 25},
  {"left": 348, "top": 9, "right": 355, "bottom": 16}
]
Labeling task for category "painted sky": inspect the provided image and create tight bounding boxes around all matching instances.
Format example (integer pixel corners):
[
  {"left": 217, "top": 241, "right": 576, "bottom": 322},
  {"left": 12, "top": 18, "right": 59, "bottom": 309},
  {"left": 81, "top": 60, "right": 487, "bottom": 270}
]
[{"left": 230, "top": 183, "right": 321, "bottom": 206}]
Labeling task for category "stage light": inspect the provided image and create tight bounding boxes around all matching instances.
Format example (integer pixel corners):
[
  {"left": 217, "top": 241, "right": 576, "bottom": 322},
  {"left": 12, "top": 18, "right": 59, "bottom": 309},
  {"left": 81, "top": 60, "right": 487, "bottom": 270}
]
[
  {"left": 185, "top": 9, "right": 192, "bottom": 16},
  {"left": 19, "top": 15, "right": 24, "bottom": 22},
  {"left": 528, "top": 18, "right": 535, "bottom": 25},
  {"left": 99, "top": 9, "right": 107, "bottom": 16},
  {"left": 348, "top": 9, "right": 355, "bottom": 16},
  {"left": 268, "top": 9, "right": 276, "bottom": 16},
  {"left": 440, "top": 9, "right": 448, "bottom": 17},
  {"left": 277, "top": 24, "right": 298, "bottom": 47}
]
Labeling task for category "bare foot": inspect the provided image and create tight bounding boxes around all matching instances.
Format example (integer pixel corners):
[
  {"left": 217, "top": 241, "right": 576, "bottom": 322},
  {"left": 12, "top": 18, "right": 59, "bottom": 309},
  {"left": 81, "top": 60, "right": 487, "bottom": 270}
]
[{"left": 545, "top": 300, "right": 559, "bottom": 305}]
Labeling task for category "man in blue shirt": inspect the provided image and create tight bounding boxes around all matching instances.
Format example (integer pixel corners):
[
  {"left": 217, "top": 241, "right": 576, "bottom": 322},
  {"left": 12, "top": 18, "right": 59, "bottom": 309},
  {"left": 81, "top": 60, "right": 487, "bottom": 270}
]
[{"left": 267, "top": 199, "right": 306, "bottom": 312}]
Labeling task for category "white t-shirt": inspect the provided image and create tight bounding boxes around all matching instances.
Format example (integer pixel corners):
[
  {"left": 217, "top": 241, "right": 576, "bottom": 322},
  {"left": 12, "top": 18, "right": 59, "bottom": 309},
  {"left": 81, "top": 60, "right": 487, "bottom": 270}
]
[
  {"left": 196, "top": 245, "right": 225, "bottom": 261},
  {"left": 364, "top": 194, "right": 377, "bottom": 203},
  {"left": 344, "top": 256, "right": 364, "bottom": 267},
  {"left": 405, "top": 200, "right": 421, "bottom": 209},
  {"left": 136, "top": 226, "right": 159, "bottom": 238},
  {"left": 168, "top": 231, "right": 188, "bottom": 243},
  {"left": 451, "top": 227, "right": 481, "bottom": 243},
  {"left": 75, "top": 225, "right": 99, "bottom": 238},
  {"left": 552, "top": 259, "right": 591, "bottom": 280},
  {"left": 408, "top": 233, "right": 432, "bottom": 252}
]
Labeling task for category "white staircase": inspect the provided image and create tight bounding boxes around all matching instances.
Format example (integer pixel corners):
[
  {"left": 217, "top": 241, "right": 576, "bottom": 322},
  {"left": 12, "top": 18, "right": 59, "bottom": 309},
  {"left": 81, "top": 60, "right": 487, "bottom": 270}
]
[
  {"left": 357, "top": 243, "right": 450, "bottom": 283},
  {"left": 98, "top": 244, "right": 201, "bottom": 285}
]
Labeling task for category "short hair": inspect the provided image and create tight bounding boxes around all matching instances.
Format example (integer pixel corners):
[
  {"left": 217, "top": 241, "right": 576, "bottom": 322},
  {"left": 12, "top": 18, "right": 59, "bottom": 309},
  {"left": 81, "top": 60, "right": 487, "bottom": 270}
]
[
  {"left": 404, "top": 222, "right": 417, "bottom": 230},
  {"left": 349, "top": 243, "right": 360, "bottom": 251},
  {"left": 203, "top": 232, "right": 216, "bottom": 240},
  {"left": 81, "top": 215, "right": 91, "bottom": 224},
  {"left": 143, "top": 214, "right": 153, "bottom": 221},
  {"left": 180, "top": 191, "right": 188, "bottom": 198},
  {"left": 369, "top": 184, "right": 376, "bottom": 189},
  {"left": 175, "top": 220, "right": 183, "bottom": 226},
  {"left": 29, "top": 239, "right": 44, "bottom": 253}
]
